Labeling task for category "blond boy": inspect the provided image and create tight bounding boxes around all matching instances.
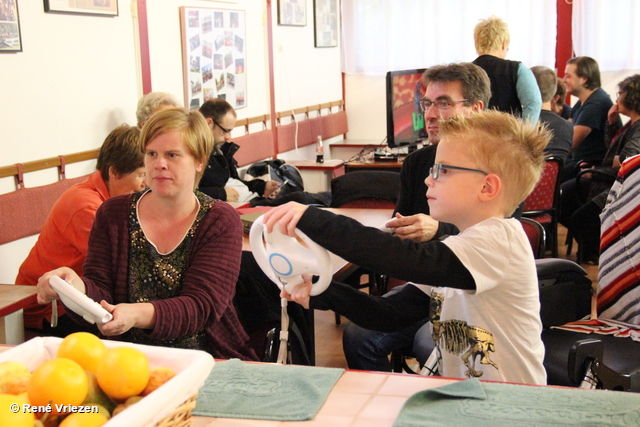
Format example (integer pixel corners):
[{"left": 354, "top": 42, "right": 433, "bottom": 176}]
[{"left": 264, "top": 110, "right": 550, "bottom": 385}]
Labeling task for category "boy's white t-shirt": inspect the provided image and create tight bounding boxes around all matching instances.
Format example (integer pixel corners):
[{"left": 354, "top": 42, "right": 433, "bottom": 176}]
[
  {"left": 411, "top": 217, "right": 547, "bottom": 385},
  {"left": 225, "top": 177, "right": 258, "bottom": 202}
]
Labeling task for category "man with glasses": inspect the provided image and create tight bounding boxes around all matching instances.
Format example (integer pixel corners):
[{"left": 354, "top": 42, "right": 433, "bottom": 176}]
[
  {"left": 343, "top": 62, "right": 491, "bottom": 372},
  {"left": 198, "top": 98, "right": 282, "bottom": 203}
]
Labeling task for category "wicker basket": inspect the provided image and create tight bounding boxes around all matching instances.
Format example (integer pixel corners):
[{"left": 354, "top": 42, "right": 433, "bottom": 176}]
[
  {"left": 155, "top": 394, "right": 198, "bottom": 427},
  {"left": 0, "top": 338, "right": 214, "bottom": 427}
]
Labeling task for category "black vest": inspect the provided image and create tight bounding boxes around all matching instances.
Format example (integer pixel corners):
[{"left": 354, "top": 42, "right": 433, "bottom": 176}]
[{"left": 473, "top": 55, "right": 522, "bottom": 117}]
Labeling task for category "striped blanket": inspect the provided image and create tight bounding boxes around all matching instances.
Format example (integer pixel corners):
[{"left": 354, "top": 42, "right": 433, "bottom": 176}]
[
  {"left": 597, "top": 154, "right": 640, "bottom": 325},
  {"left": 552, "top": 317, "right": 640, "bottom": 342}
]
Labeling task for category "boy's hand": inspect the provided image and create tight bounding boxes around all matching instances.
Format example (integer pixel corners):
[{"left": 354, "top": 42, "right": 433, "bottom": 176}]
[
  {"left": 280, "top": 282, "right": 313, "bottom": 309},
  {"left": 263, "top": 202, "right": 309, "bottom": 236},
  {"left": 385, "top": 213, "right": 439, "bottom": 242}
]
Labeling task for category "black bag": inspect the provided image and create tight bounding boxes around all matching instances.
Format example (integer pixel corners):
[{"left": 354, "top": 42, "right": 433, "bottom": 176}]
[{"left": 246, "top": 159, "right": 304, "bottom": 196}]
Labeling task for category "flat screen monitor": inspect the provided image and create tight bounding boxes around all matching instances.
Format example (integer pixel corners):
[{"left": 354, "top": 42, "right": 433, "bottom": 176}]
[{"left": 386, "top": 68, "right": 427, "bottom": 148}]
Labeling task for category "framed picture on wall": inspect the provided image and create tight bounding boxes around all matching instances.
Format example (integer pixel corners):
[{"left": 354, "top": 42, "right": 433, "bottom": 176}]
[
  {"left": 43, "top": 0, "right": 118, "bottom": 16},
  {"left": 278, "top": 0, "right": 305, "bottom": 26},
  {"left": 0, "top": 0, "right": 23, "bottom": 52},
  {"left": 313, "top": 0, "right": 338, "bottom": 47},
  {"left": 180, "top": 7, "right": 247, "bottom": 110}
]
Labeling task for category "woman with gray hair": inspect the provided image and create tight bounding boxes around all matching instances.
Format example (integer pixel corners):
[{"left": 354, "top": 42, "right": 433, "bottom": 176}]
[{"left": 135, "top": 91, "right": 181, "bottom": 126}]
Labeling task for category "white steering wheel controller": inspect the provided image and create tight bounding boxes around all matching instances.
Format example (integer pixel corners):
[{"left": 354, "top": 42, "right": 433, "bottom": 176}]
[
  {"left": 49, "top": 275, "right": 113, "bottom": 324},
  {"left": 250, "top": 215, "right": 332, "bottom": 296}
]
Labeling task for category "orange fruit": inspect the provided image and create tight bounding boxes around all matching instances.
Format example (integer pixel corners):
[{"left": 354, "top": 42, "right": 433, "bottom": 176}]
[
  {"left": 141, "top": 366, "right": 176, "bottom": 396},
  {"left": 57, "top": 332, "right": 107, "bottom": 374},
  {"left": 27, "top": 358, "right": 88, "bottom": 416},
  {"left": 96, "top": 346, "right": 150, "bottom": 401},
  {"left": 0, "top": 361, "right": 32, "bottom": 394},
  {"left": 0, "top": 393, "right": 34, "bottom": 427},
  {"left": 59, "top": 412, "right": 108, "bottom": 427}
]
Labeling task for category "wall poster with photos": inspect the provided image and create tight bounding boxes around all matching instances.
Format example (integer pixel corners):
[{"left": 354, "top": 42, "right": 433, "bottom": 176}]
[
  {"left": 0, "top": 0, "right": 22, "bottom": 52},
  {"left": 180, "top": 7, "right": 247, "bottom": 110},
  {"left": 314, "top": 0, "right": 338, "bottom": 48}
]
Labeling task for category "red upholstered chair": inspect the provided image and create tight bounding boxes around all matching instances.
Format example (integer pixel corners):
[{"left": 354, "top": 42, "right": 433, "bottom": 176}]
[
  {"left": 522, "top": 156, "right": 563, "bottom": 257},
  {"left": 520, "top": 217, "right": 546, "bottom": 259}
]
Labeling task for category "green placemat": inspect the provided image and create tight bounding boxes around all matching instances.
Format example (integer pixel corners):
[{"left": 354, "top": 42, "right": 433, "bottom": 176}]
[
  {"left": 193, "top": 359, "right": 344, "bottom": 421},
  {"left": 394, "top": 379, "right": 640, "bottom": 427}
]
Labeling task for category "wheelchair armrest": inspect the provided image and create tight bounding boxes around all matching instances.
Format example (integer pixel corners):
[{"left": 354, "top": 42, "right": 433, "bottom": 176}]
[
  {"left": 570, "top": 338, "right": 640, "bottom": 392},
  {"left": 575, "top": 168, "right": 617, "bottom": 204},
  {"left": 536, "top": 258, "right": 588, "bottom": 278},
  {"left": 537, "top": 259, "right": 592, "bottom": 329}
]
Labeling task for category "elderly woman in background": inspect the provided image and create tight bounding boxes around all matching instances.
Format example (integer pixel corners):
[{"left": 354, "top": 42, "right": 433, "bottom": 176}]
[
  {"left": 37, "top": 108, "right": 258, "bottom": 360},
  {"left": 560, "top": 74, "right": 640, "bottom": 264},
  {"left": 136, "top": 91, "right": 181, "bottom": 127}
]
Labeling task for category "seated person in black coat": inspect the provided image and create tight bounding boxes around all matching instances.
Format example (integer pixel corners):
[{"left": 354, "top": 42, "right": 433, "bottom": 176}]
[{"left": 197, "top": 99, "right": 330, "bottom": 207}]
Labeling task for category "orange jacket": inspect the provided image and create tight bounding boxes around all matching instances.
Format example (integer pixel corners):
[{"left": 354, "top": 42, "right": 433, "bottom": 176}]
[{"left": 16, "top": 171, "right": 109, "bottom": 329}]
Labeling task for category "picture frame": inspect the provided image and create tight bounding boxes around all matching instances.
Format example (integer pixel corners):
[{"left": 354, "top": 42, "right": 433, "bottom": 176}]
[
  {"left": 44, "top": 0, "right": 118, "bottom": 17},
  {"left": 0, "top": 0, "right": 23, "bottom": 52},
  {"left": 313, "top": 0, "right": 338, "bottom": 48},
  {"left": 278, "top": 0, "right": 305, "bottom": 26},
  {"left": 180, "top": 7, "right": 247, "bottom": 110}
]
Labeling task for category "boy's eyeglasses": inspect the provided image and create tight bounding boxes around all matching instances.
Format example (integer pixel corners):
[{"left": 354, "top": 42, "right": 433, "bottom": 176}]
[
  {"left": 214, "top": 120, "right": 233, "bottom": 134},
  {"left": 419, "top": 99, "right": 468, "bottom": 112},
  {"left": 429, "top": 163, "right": 488, "bottom": 180}
]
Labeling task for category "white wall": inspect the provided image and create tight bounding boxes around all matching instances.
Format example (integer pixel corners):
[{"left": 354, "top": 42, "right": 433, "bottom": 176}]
[
  {"left": 0, "top": 0, "right": 342, "bottom": 283},
  {"left": 0, "top": 0, "right": 139, "bottom": 282},
  {"left": 0, "top": 0, "right": 138, "bottom": 189}
]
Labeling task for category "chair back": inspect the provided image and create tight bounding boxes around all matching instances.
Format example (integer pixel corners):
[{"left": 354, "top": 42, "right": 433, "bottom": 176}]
[
  {"left": 597, "top": 155, "right": 640, "bottom": 325},
  {"left": 523, "top": 156, "right": 563, "bottom": 213},
  {"left": 330, "top": 170, "right": 400, "bottom": 208},
  {"left": 520, "top": 217, "right": 546, "bottom": 259},
  {"left": 522, "top": 156, "right": 563, "bottom": 257}
]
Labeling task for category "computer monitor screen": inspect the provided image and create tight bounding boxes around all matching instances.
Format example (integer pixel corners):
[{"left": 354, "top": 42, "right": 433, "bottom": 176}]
[{"left": 386, "top": 68, "right": 427, "bottom": 148}]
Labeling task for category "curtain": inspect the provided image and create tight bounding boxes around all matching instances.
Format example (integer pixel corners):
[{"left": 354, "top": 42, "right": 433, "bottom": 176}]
[
  {"left": 572, "top": 0, "right": 640, "bottom": 72},
  {"left": 341, "top": 0, "right": 557, "bottom": 76}
]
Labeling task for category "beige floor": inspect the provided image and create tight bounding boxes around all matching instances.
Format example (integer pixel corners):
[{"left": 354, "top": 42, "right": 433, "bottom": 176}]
[{"left": 314, "top": 224, "right": 600, "bottom": 369}]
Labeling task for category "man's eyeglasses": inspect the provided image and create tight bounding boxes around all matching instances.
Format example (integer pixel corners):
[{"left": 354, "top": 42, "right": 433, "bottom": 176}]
[
  {"left": 419, "top": 99, "right": 468, "bottom": 112},
  {"left": 214, "top": 120, "right": 233, "bottom": 134},
  {"left": 429, "top": 163, "right": 488, "bottom": 180}
]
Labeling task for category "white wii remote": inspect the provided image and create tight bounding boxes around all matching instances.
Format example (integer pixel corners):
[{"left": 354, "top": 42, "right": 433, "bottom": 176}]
[{"left": 49, "top": 275, "right": 113, "bottom": 324}]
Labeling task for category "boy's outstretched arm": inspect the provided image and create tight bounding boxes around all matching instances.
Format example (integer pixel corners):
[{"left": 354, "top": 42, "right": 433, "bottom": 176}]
[{"left": 263, "top": 201, "right": 310, "bottom": 236}]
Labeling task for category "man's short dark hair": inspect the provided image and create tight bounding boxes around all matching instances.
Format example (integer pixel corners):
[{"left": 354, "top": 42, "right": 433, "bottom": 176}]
[
  {"left": 422, "top": 63, "right": 491, "bottom": 107},
  {"left": 96, "top": 124, "right": 144, "bottom": 182},
  {"left": 199, "top": 98, "right": 237, "bottom": 122},
  {"left": 618, "top": 74, "right": 640, "bottom": 115},
  {"left": 531, "top": 65, "right": 558, "bottom": 103},
  {"left": 567, "top": 56, "right": 601, "bottom": 90}
]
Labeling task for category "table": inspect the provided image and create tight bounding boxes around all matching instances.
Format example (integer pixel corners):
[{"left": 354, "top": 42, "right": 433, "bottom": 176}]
[
  {"left": 0, "top": 284, "right": 38, "bottom": 344},
  {"left": 190, "top": 369, "right": 459, "bottom": 426},
  {"left": 344, "top": 159, "right": 404, "bottom": 173},
  {"left": 287, "top": 159, "right": 345, "bottom": 192},
  {"left": 329, "top": 138, "right": 386, "bottom": 160}
]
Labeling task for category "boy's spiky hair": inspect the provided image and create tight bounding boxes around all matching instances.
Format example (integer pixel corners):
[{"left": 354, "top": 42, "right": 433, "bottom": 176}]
[{"left": 439, "top": 110, "right": 550, "bottom": 214}]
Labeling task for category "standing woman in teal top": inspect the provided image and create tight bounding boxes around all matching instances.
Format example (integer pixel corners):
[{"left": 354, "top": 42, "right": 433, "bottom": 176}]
[{"left": 472, "top": 15, "right": 542, "bottom": 124}]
